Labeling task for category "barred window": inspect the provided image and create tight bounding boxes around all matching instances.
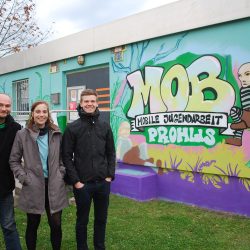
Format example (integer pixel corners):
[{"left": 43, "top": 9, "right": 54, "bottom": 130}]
[{"left": 13, "top": 79, "right": 29, "bottom": 115}]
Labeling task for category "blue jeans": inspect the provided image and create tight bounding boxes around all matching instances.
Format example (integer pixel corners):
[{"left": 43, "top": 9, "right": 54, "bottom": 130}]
[
  {"left": 0, "top": 193, "right": 22, "bottom": 250},
  {"left": 73, "top": 180, "right": 110, "bottom": 250}
]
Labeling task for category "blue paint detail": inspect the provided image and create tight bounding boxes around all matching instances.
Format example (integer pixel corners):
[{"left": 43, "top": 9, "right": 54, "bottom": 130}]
[{"left": 116, "top": 169, "right": 149, "bottom": 176}]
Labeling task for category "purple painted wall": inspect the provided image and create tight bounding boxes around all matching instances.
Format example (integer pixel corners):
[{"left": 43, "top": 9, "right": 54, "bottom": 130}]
[{"left": 112, "top": 163, "right": 250, "bottom": 217}]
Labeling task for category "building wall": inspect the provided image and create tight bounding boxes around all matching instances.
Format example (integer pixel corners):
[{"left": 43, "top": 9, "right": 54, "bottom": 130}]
[
  {"left": 110, "top": 18, "right": 250, "bottom": 216},
  {"left": 0, "top": 49, "right": 110, "bottom": 110},
  {"left": 0, "top": 1, "right": 250, "bottom": 216}
]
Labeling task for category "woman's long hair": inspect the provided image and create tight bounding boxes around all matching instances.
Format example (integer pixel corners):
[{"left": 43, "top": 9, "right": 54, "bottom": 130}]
[{"left": 27, "top": 101, "right": 58, "bottom": 130}]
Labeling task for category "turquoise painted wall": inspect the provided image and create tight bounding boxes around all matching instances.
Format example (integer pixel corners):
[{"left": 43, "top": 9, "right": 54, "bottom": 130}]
[{"left": 0, "top": 49, "right": 110, "bottom": 111}]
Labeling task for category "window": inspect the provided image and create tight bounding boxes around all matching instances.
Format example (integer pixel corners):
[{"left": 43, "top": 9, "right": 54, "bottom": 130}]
[
  {"left": 66, "top": 66, "right": 110, "bottom": 123},
  {"left": 13, "top": 79, "right": 29, "bottom": 115},
  {"left": 50, "top": 62, "right": 59, "bottom": 73}
]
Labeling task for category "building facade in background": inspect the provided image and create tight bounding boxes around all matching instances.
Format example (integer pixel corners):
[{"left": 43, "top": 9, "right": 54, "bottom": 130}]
[{"left": 0, "top": 0, "right": 250, "bottom": 216}]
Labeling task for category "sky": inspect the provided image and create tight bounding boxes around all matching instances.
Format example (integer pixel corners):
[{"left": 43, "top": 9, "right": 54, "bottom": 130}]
[{"left": 35, "top": 0, "right": 178, "bottom": 41}]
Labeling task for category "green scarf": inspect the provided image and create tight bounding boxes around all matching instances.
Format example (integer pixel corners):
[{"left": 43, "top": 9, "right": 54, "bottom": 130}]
[{"left": 0, "top": 123, "right": 6, "bottom": 129}]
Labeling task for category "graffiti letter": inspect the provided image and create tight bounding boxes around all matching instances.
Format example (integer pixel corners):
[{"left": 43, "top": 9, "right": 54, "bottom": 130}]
[
  {"left": 186, "top": 56, "right": 235, "bottom": 113},
  {"left": 177, "top": 127, "right": 190, "bottom": 142},
  {"left": 204, "top": 128, "right": 216, "bottom": 146},
  {"left": 127, "top": 67, "right": 167, "bottom": 118},
  {"left": 161, "top": 64, "right": 190, "bottom": 111},
  {"left": 148, "top": 127, "right": 158, "bottom": 142},
  {"left": 157, "top": 126, "right": 169, "bottom": 143}
]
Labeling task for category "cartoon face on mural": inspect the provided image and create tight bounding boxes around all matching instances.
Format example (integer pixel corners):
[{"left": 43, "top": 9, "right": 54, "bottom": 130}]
[
  {"left": 238, "top": 63, "right": 250, "bottom": 88},
  {"left": 116, "top": 121, "right": 154, "bottom": 166},
  {"left": 226, "top": 62, "right": 250, "bottom": 146}
]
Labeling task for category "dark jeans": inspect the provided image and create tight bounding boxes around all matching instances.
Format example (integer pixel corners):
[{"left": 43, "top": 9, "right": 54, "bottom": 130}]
[
  {"left": 73, "top": 180, "right": 110, "bottom": 250},
  {"left": 25, "top": 179, "right": 62, "bottom": 250},
  {"left": 0, "top": 192, "right": 22, "bottom": 250}
]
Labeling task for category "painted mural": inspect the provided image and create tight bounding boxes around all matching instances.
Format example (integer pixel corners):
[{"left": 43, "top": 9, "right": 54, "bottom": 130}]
[{"left": 110, "top": 19, "right": 250, "bottom": 194}]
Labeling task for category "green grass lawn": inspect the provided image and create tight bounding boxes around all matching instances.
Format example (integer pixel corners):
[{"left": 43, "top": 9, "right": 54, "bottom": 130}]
[{"left": 1, "top": 194, "right": 250, "bottom": 249}]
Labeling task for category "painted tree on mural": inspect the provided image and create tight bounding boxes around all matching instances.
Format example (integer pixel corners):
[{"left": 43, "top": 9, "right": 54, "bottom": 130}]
[{"left": 0, "top": 0, "right": 52, "bottom": 58}]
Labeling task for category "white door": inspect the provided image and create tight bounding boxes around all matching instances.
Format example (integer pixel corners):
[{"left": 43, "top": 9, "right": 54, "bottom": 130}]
[{"left": 67, "top": 86, "right": 86, "bottom": 122}]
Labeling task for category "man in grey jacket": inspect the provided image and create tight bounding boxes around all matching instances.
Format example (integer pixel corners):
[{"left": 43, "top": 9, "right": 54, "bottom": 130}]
[
  {"left": 0, "top": 93, "right": 22, "bottom": 250},
  {"left": 62, "top": 89, "right": 116, "bottom": 250}
]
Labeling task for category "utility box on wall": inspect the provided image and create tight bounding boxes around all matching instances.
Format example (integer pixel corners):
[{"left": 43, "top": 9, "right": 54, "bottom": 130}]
[{"left": 51, "top": 93, "right": 60, "bottom": 105}]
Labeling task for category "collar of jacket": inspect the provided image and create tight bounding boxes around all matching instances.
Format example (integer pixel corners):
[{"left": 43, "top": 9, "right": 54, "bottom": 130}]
[
  {"left": 26, "top": 124, "right": 61, "bottom": 141},
  {"left": 77, "top": 105, "right": 100, "bottom": 122},
  {"left": 1, "top": 114, "right": 14, "bottom": 129}
]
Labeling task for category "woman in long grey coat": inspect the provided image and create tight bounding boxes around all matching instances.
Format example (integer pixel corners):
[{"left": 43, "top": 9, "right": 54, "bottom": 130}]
[{"left": 9, "top": 101, "right": 68, "bottom": 250}]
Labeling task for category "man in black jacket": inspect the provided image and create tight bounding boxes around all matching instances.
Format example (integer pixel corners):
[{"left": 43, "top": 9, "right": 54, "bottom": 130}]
[
  {"left": 0, "top": 93, "right": 22, "bottom": 250},
  {"left": 62, "top": 89, "right": 116, "bottom": 250}
]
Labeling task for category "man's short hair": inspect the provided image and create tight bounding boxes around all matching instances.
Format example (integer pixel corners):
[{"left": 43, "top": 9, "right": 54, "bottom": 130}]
[
  {"left": 0, "top": 93, "right": 11, "bottom": 99},
  {"left": 80, "top": 89, "right": 98, "bottom": 102},
  {"left": 0, "top": 93, "right": 12, "bottom": 104}
]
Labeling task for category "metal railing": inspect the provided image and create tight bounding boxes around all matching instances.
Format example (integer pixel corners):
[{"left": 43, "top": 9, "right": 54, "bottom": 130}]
[{"left": 11, "top": 110, "right": 74, "bottom": 128}]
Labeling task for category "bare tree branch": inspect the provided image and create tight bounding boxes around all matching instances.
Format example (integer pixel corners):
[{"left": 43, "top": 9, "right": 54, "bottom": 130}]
[{"left": 0, "top": 0, "right": 53, "bottom": 58}]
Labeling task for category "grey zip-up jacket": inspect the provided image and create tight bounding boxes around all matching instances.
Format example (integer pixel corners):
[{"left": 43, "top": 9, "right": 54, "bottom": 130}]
[{"left": 9, "top": 126, "right": 68, "bottom": 214}]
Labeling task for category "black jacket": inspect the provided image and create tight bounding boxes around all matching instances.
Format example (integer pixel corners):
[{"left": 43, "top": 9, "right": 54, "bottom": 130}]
[
  {"left": 62, "top": 108, "right": 116, "bottom": 185},
  {"left": 0, "top": 115, "right": 21, "bottom": 197}
]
